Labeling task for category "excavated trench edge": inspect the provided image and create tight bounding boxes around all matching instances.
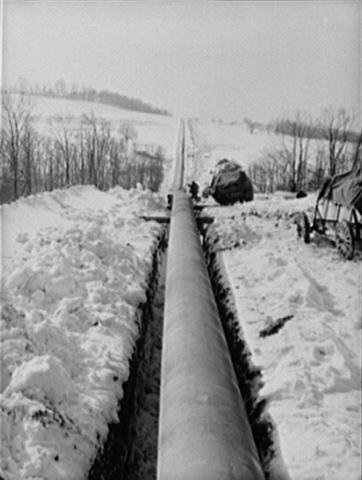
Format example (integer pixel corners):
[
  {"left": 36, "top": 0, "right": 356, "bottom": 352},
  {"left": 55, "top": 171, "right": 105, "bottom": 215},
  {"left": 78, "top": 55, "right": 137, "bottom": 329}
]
[
  {"left": 202, "top": 231, "right": 291, "bottom": 480},
  {"left": 88, "top": 229, "right": 167, "bottom": 480},
  {"left": 87, "top": 212, "right": 289, "bottom": 480}
]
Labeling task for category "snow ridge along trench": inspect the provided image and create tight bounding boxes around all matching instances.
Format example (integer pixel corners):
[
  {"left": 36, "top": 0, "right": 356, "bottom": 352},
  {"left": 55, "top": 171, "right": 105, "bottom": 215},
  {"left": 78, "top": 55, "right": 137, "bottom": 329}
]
[
  {"left": 202, "top": 234, "right": 290, "bottom": 480},
  {"left": 88, "top": 233, "right": 167, "bottom": 480},
  {"left": 199, "top": 198, "right": 361, "bottom": 480},
  {"left": 0, "top": 185, "right": 169, "bottom": 480}
]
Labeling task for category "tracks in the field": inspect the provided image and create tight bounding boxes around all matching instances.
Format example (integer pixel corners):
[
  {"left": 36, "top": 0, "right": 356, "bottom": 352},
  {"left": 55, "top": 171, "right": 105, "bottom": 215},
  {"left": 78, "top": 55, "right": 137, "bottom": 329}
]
[{"left": 88, "top": 119, "right": 274, "bottom": 480}]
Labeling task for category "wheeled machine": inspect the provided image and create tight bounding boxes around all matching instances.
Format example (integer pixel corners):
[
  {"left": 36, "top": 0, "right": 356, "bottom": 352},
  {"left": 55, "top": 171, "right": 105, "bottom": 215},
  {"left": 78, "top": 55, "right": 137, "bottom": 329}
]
[{"left": 297, "top": 165, "right": 362, "bottom": 260}]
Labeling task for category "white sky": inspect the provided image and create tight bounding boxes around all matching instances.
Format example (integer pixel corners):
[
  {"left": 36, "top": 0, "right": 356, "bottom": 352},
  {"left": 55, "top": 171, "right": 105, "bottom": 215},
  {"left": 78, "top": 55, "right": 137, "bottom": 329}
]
[{"left": 1, "top": 1, "right": 360, "bottom": 123}]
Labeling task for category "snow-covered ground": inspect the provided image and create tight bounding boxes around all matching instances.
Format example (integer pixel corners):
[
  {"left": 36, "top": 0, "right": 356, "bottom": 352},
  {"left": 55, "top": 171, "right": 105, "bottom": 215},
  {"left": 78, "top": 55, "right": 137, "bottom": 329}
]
[
  {"left": 191, "top": 120, "right": 361, "bottom": 480},
  {"left": 9, "top": 94, "right": 178, "bottom": 157},
  {"left": 192, "top": 119, "right": 271, "bottom": 168},
  {"left": 1, "top": 115, "right": 360, "bottom": 480},
  {"left": 0, "top": 185, "right": 166, "bottom": 479},
  {"left": 204, "top": 196, "right": 361, "bottom": 479}
]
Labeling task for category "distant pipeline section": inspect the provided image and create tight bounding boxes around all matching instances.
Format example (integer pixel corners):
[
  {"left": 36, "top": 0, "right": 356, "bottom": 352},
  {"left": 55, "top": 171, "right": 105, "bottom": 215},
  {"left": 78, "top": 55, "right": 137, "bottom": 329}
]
[
  {"left": 157, "top": 120, "right": 264, "bottom": 479},
  {"left": 172, "top": 119, "right": 186, "bottom": 191}
]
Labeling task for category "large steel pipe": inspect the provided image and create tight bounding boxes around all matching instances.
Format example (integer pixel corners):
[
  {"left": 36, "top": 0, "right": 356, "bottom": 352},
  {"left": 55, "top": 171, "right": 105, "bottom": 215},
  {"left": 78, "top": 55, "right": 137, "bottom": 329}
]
[
  {"left": 172, "top": 119, "right": 186, "bottom": 191},
  {"left": 157, "top": 190, "right": 264, "bottom": 480}
]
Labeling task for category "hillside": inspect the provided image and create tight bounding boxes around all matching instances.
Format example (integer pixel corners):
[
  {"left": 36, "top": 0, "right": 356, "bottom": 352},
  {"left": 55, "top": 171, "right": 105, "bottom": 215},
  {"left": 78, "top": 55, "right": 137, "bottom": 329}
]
[
  {"left": 188, "top": 118, "right": 358, "bottom": 194},
  {"left": 14, "top": 94, "right": 178, "bottom": 152},
  {"left": 1, "top": 93, "right": 179, "bottom": 204},
  {"left": 6, "top": 84, "right": 170, "bottom": 117}
]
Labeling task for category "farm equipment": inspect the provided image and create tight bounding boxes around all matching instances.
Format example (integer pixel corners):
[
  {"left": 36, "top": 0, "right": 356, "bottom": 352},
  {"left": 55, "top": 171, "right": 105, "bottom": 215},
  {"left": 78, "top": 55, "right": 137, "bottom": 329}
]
[
  {"left": 297, "top": 165, "right": 362, "bottom": 259},
  {"left": 202, "top": 159, "right": 254, "bottom": 205}
]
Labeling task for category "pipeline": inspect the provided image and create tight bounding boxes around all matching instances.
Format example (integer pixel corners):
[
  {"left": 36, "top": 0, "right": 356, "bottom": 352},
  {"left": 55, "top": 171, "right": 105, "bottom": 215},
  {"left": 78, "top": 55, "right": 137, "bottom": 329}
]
[
  {"left": 172, "top": 119, "right": 186, "bottom": 191},
  {"left": 157, "top": 190, "right": 264, "bottom": 479}
]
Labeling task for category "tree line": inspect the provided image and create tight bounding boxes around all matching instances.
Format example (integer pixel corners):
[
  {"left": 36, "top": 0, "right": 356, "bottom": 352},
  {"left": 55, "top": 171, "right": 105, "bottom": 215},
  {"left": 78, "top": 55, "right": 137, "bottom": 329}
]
[
  {"left": 5, "top": 76, "right": 171, "bottom": 117},
  {"left": 1, "top": 93, "right": 165, "bottom": 203},
  {"left": 246, "top": 108, "right": 362, "bottom": 194}
]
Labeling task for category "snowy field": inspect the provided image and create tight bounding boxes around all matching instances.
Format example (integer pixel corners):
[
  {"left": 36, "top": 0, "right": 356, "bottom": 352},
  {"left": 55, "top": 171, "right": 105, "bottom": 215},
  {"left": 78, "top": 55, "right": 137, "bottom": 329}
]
[
  {"left": 0, "top": 186, "right": 166, "bottom": 479},
  {"left": 9, "top": 94, "right": 178, "bottom": 157},
  {"left": 188, "top": 119, "right": 334, "bottom": 196},
  {"left": 192, "top": 121, "right": 361, "bottom": 480},
  {"left": 204, "top": 196, "right": 361, "bottom": 479},
  {"left": 192, "top": 119, "right": 271, "bottom": 168},
  {"left": 1, "top": 115, "right": 360, "bottom": 480},
  {"left": 186, "top": 119, "right": 271, "bottom": 190}
]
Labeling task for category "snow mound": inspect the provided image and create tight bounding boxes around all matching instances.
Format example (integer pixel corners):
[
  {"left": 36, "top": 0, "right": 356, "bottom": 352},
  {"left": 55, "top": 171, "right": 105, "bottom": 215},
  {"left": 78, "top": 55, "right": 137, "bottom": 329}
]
[
  {"left": 204, "top": 193, "right": 315, "bottom": 250},
  {"left": 0, "top": 185, "right": 166, "bottom": 480}
]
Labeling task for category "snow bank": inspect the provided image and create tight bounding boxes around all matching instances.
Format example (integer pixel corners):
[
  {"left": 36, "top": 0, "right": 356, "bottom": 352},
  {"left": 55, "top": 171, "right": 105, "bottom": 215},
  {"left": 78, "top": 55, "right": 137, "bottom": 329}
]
[
  {"left": 0, "top": 185, "right": 166, "bottom": 480},
  {"left": 204, "top": 196, "right": 361, "bottom": 480}
]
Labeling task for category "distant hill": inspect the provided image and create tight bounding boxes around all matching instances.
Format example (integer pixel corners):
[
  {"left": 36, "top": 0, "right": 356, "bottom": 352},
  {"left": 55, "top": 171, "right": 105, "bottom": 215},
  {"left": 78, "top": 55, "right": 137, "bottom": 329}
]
[{"left": 5, "top": 84, "right": 171, "bottom": 117}]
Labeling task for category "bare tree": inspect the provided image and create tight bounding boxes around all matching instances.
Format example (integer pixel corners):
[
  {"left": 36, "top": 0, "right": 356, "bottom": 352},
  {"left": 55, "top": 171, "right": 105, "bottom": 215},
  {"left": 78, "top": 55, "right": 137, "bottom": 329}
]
[
  {"left": 81, "top": 113, "right": 98, "bottom": 186},
  {"left": 21, "top": 122, "right": 37, "bottom": 195},
  {"left": 54, "top": 79, "right": 67, "bottom": 97},
  {"left": 282, "top": 112, "right": 314, "bottom": 191},
  {"left": 1, "top": 93, "right": 34, "bottom": 199},
  {"left": 119, "top": 122, "right": 137, "bottom": 156},
  {"left": 1, "top": 98, "right": 165, "bottom": 202},
  {"left": 320, "top": 107, "right": 353, "bottom": 176},
  {"left": 249, "top": 112, "right": 315, "bottom": 193},
  {"left": 310, "top": 146, "right": 328, "bottom": 190},
  {"left": 54, "top": 127, "right": 73, "bottom": 185},
  {"left": 352, "top": 130, "right": 362, "bottom": 169}
]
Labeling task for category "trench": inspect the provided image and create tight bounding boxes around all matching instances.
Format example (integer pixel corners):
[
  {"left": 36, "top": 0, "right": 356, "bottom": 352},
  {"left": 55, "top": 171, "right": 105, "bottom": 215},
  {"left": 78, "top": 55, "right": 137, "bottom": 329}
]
[
  {"left": 87, "top": 205, "right": 283, "bottom": 480},
  {"left": 88, "top": 230, "right": 167, "bottom": 480}
]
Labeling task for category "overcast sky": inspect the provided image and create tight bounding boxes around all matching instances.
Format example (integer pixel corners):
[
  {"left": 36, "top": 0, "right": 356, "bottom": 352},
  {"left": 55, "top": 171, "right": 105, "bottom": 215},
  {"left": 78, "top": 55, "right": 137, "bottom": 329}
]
[{"left": 2, "top": 1, "right": 360, "bottom": 123}]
